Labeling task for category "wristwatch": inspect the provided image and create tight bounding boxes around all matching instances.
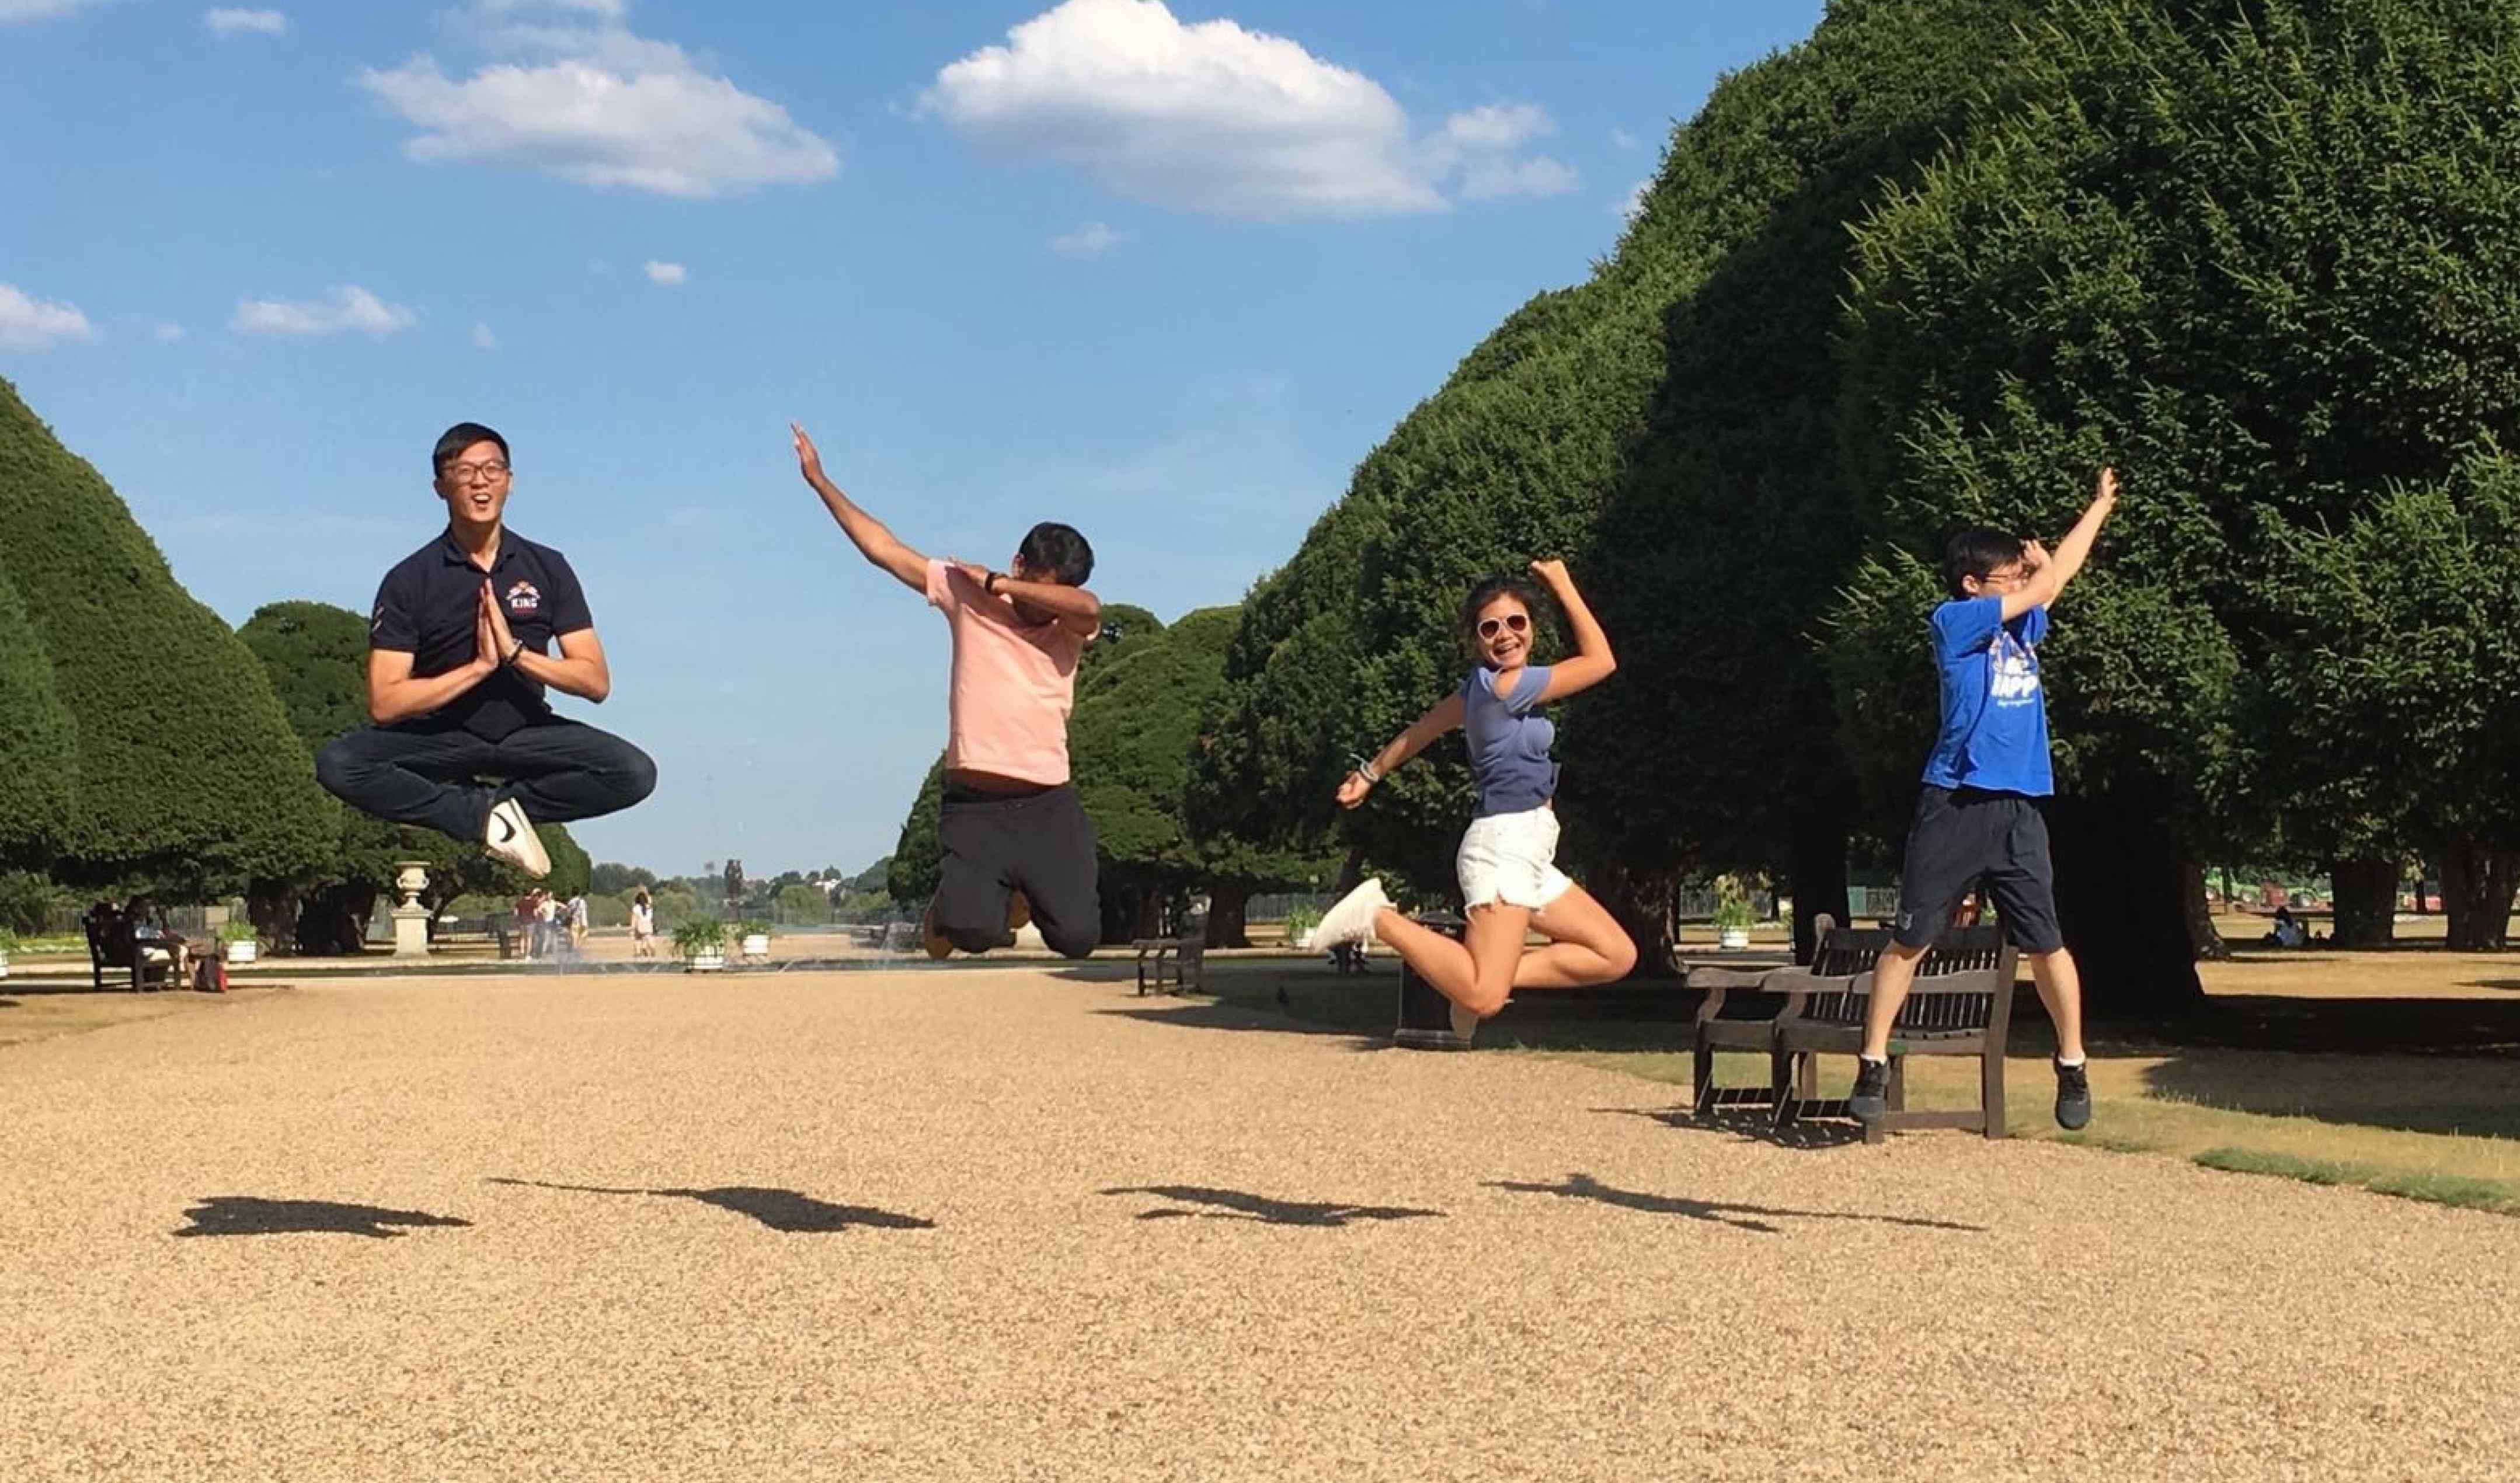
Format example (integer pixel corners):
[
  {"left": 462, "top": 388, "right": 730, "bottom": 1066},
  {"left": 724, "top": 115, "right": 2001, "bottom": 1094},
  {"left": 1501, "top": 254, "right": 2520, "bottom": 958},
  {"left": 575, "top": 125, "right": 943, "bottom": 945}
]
[
  {"left": 506, "top": 638, "right": 527, "bottom": 666},
  {"left": 984, "top": 571, "right": 1004, "bottom": 596}
]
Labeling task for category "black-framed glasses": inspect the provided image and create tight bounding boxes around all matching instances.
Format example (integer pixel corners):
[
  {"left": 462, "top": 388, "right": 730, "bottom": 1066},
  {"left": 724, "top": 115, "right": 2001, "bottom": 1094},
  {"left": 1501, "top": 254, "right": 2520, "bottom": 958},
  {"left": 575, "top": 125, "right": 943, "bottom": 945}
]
[
  {"left": 440, "top": 460, "right": 510, "bottom": 484},
  {"left": 1477, "top": 613, "right": 1530, "bottom": 639}
]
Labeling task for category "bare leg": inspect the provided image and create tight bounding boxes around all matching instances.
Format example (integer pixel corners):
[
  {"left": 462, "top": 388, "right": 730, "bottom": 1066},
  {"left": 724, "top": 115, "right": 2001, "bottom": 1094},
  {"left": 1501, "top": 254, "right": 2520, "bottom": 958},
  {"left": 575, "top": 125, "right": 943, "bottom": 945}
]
[
  {"left": 1513, "top": 885, "right": 1639, "bottom": 989},
  {"left": 2027, "top": 946, "right": 2086, "bottom": 1060},
  {"left": 1858, "top": 940, "right": 1930, "bottom": 1060},
  {"left": 1373, "top": 903, "right": 1530, "bottom": 1019}
]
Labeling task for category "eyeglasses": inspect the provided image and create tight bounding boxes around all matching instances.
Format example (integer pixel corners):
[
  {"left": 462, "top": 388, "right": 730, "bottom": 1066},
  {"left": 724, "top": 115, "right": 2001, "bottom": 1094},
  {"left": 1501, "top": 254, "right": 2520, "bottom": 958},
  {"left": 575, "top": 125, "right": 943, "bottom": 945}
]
[
  {"left": 440, "top": 461, "right": 510, "bottom": 484},
  {"left": 1477, "top": 613, "right": 1530, "bottom": 639}
]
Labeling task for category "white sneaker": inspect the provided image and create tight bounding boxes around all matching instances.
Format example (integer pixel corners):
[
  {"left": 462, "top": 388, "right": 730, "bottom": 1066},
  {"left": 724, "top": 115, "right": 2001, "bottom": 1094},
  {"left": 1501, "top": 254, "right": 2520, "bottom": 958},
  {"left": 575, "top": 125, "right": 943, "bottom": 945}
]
[
  {"left": 484, "top": 798, "right": 551, "bottom": 879},
  {"left": 1304, "top": 878, "right": 1390, "bottom": 951}
]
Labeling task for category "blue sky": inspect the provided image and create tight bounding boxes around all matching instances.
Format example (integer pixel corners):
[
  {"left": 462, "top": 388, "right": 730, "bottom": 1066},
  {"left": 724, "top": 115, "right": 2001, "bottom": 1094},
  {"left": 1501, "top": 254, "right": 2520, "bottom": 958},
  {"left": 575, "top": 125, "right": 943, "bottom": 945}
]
[{"left": 1, "top": 0, "right": 1826, "bottom": 878}]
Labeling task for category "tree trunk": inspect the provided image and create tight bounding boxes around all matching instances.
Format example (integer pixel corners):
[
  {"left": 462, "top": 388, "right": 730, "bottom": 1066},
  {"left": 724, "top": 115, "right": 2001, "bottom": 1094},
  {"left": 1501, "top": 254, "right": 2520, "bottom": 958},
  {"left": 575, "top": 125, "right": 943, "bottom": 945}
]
[
  {"left": 2182, "top": 860, "right": 2230, "bottom": 960},
  {"left": 1204, "top": 885, "right": 1252, "bottom": 949},
  {"left": 1589, "top": 861, "right": 1678, "bottom": 977},
  {"left": 2437, "top": 838, "right": 2517, "bottom": 951},
  {"left": 2045, "top": 794, "right": 2205, "bottom": 1016},
  {"left": 1789, "top": 801, "right": 1851, "bottom": 966},
  {"left": 2328, "top": 857, "right": 2398, "bottom": 947}
]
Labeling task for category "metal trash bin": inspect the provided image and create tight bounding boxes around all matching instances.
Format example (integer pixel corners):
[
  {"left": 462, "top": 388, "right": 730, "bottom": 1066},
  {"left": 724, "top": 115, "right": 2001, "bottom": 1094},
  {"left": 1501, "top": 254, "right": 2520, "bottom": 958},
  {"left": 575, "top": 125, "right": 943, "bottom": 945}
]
[{"left": 1394, "top": 911, "right": 1472, "bottom": 1051}]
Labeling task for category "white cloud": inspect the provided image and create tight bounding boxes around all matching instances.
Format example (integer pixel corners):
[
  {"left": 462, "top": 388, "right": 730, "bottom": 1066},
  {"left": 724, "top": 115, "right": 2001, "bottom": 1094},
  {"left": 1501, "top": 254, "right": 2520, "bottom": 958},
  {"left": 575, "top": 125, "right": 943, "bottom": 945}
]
[
  {"left": 920, "top": 0, "right": 1573, "bottom": 220},
  {"left": 1614, "top": 176, "right": 1650, "bottom": 222},
  {"left": 357, "top": 4, "right": 838, "bottom": 199},
  {"left": 155, "top": 323, "right": 185, "bottom": 342},
  {"left": 0, "top": 1, "right": 106, "bottom": 22},
  {"left": 1048, "top": 222, "right": 1125, "bottom": 259},
  {"left": 206, "top": 8, "right": 284, "bottom": 34},
  {"left": 471, "top": 322, "right": 498, "bottom": 349},
  {"left": 1610, "top": 126, "right": 1640, "bottom": 152},
  {"left": 0, "top": 284, "right": 95, "bottom": 349},
  {"left": 231, "top": 285, "right": 416, "bottom": 335},
  {"left": 643, "top": 260, "right": 685, "bottom": 284}
]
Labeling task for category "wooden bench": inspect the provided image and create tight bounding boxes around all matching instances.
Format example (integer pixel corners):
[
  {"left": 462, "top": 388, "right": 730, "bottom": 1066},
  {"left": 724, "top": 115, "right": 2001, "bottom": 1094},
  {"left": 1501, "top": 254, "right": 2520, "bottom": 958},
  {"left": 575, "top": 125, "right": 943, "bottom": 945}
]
[
  {"left": 1684, "top": 914, "right": 1882, "bottom": 1115},
  {"left": 1776, "top": 923, "right": 2018, "bottom": 1143},
  {"left": 82, "top": 908, "right": 185, "bottom": 993},
  {"left": 1132, "top": 933, "right": 1206, "bottom": 996}
]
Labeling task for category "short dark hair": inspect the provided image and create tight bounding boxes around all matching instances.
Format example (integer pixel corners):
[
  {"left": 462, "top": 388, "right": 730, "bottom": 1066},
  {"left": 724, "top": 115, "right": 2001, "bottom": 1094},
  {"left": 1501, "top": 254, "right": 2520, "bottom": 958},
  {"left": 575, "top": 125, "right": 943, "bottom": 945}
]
[
  {"left": 1460, "top": 573, "right": 1544, "bottom": 657},
  {"left": 1942, "top": 527, "right": 2026, "bottom": 597},
  {"left": 1018, "top": 521, "right": 1094, "bottom": 586},
  {"left": 432, "top": 422, "right": 510, "bottom": 475}
]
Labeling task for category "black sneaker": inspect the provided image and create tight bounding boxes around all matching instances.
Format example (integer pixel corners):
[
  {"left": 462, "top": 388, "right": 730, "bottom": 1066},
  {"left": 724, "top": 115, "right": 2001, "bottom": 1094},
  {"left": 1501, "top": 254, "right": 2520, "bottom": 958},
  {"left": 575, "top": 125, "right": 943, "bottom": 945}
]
[
  {"left": 1849, "top": 1057, "right": 1889, "bottom": 1125},
  {"left": 2053, "top": 1057, "right": 2092, "bottom": 1130}
]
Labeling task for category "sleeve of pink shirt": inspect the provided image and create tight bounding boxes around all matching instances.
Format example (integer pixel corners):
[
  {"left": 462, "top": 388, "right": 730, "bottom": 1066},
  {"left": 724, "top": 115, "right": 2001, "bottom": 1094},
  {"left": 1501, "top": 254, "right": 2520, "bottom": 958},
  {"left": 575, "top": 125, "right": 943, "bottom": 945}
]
[{"left": 924, "top": 557, "right": 959, "bottom": 613}]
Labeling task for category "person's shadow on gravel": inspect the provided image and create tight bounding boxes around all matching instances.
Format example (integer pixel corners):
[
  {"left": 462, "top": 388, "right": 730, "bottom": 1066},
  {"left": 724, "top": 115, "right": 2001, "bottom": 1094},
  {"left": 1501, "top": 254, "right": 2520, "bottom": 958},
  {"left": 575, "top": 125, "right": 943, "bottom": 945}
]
[
  {"left": 173, "top": 1196, "right": 472, "bottom": 1240},
  {"left": 1101, "top": 1185, "right": 1443, "bottom": 1226},
  {"left": 1487, "top": 1173, "right": 1988, "bottom": 1235},
  {"left": 488, "top": 1178, "right": 934, "bottom": 1233}
]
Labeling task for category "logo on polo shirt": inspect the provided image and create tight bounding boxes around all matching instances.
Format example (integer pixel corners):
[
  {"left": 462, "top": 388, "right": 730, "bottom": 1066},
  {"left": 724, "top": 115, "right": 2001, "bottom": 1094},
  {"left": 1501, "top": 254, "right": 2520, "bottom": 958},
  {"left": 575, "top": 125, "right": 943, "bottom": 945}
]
[
  {"left": 371, "top": 600, "right": 387, "bottom": 636},
  {"left": 505, "top": 580, "right": 542, "bottom": 615}
]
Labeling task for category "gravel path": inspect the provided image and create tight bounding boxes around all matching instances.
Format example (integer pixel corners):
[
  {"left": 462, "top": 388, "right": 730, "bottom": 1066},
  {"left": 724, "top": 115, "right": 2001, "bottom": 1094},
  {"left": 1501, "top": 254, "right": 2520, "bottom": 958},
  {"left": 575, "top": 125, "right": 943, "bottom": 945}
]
[{"left": 4, "top": 967, "right": 2516, "bottom": 1481}]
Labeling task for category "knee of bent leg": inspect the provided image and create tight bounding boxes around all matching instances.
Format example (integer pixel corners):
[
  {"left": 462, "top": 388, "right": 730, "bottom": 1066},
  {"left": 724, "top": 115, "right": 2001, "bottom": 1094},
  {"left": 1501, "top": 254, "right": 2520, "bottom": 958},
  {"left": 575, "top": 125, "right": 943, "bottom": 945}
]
[
  {"left": 312, "top": 737, "right": 360, "bottom": 799},
  {"left": 616, "top": 744, "right": 659, "bottom": 806},
  {"left": 1600, "top": 931, "right": 1640, "bottom": 983},
  {"left": 1043, "top": 922, "right": 1098, "bottom": 960}
]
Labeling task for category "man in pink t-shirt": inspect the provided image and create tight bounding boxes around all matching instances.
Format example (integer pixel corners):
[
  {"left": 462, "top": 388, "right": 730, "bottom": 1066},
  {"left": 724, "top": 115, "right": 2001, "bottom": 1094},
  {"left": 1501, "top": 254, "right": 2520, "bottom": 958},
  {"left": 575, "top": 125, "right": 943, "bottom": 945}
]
[{"left": 792, "top": 423, "right": 1104, "bottom": 959}]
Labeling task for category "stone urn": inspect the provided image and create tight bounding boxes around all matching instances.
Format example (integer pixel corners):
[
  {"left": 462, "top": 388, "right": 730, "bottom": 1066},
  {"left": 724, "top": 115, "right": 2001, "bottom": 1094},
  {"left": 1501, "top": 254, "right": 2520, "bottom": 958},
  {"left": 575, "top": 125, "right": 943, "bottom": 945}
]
[{"left": 391, "top": 861, "right": 434, "bottom": 959}]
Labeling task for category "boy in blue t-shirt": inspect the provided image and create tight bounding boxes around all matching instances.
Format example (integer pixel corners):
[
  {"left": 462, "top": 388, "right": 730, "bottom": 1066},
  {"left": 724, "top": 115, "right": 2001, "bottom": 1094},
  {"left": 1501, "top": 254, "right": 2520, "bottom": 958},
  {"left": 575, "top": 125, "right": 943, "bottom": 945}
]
[{"left": 1852, "top": 467, "right": 2118, "bottom": 1132}]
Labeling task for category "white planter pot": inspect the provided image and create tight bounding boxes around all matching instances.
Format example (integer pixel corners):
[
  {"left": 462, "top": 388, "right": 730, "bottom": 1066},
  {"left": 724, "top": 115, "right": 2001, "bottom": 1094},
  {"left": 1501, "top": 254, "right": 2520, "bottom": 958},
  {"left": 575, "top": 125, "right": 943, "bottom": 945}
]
[
  {"left": 0, "top": 949, "right": 10, "bottom": 980},
  {"left": 740, "top": 934, "right": 771, "bottom": 962},
  {"left": 225, "top": 940, "right": 257, "bottom": 965},
  {"left": 1717, "top": 927, "right": 1751, "bottom": 950},
  {"left": 683, "top": 948, "right": 725, "bottom": 973}
]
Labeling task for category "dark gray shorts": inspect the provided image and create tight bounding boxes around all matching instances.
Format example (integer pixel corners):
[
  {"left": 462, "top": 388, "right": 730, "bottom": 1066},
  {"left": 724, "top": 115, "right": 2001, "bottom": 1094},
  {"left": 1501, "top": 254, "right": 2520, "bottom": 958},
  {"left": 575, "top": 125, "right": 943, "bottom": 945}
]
[{"left": 1891, "top": 786, "right": 2063, "bottom": 954}]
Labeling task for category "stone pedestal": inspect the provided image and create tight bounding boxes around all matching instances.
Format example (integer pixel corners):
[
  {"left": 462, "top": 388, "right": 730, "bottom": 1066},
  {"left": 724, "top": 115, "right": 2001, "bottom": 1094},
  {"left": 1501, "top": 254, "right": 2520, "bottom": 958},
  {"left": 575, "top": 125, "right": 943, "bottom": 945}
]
[{"left": 391, "top": 861, "right": 433, "bottom": 960}]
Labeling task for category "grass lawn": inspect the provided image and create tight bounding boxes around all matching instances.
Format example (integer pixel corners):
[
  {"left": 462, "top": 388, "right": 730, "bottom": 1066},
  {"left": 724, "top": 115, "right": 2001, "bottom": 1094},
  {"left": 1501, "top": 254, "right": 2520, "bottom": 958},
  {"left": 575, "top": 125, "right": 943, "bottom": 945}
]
[{"left": 1185, "top": 939, "right": 2520, "bottom": 1216}]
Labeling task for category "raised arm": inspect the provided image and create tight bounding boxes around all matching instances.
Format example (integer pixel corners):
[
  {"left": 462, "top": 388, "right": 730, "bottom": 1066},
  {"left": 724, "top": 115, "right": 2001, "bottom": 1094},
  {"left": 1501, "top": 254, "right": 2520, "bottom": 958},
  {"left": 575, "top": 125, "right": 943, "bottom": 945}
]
[
  {"left": 1529, "top": 558, "right": 1616, "bottom": 705},
  {"left": 1335, "top": 691, "right": 1466, "bottom": 809},
  {"left": 2008, "top": 466, "right": 2118, "bottom": 619},
  {"left": 948, "top": 559, "right": 1102, "bottom": 638},
  {"left": 792, "top": 423, "right": 927, "bottom": 593}
]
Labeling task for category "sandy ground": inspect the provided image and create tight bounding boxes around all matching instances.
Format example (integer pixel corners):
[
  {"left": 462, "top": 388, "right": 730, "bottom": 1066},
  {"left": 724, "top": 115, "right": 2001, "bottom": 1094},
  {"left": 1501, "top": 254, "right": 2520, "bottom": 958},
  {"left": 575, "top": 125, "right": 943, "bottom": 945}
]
[{"left": 5, "top": 965, "right": 2518, "bottom": 1482}]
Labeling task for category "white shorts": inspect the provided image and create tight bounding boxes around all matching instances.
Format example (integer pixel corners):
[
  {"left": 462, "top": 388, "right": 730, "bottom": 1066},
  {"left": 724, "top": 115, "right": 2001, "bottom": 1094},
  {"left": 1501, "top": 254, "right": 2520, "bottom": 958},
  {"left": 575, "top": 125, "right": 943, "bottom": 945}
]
[{"left": 1456, "top": 806, "right": 1573, "bottom": 912}]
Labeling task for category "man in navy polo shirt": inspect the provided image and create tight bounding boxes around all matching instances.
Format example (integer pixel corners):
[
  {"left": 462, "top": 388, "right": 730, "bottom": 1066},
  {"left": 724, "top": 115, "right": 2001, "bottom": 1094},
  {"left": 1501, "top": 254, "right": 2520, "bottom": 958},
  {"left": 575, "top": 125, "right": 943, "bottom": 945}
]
[{"left": 315, "top": 422, "right": 656, "bottom": 878}]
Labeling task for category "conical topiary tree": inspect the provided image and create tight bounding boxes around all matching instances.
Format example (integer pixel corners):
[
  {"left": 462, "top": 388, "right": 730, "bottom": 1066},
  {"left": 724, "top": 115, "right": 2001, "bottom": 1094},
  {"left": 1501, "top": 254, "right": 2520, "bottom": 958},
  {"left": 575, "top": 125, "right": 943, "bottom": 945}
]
[
  {"left": 0, "top": 377, "right": 335, "bottom": 894},
  {"left": 0, "top": 566, "right": 77, "bottom": 869}
]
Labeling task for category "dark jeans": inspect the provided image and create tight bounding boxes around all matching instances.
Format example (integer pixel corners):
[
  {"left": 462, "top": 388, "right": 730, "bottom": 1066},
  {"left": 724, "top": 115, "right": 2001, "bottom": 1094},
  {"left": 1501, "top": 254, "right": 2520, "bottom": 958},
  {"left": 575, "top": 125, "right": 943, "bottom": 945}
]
[
  {"left": 315, "top": 718, "right": 657, "bottom": 844},
  {"left": 935, "top": 783, "right": 1099, "bottom": 959}
]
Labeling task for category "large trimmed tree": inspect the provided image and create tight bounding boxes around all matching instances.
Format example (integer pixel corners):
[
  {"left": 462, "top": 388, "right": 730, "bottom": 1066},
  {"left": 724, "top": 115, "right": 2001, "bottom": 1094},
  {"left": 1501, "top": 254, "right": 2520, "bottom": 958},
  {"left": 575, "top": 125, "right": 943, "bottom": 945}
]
[
  {"left": 1829, "top": 0, "right": 2520, "bottom": 1002},
  {"left": 0, "top": 378, "right": 335, "bottom": 896},
  {"left": 0, "top": 568, "right": 77, "bottom": 871}
]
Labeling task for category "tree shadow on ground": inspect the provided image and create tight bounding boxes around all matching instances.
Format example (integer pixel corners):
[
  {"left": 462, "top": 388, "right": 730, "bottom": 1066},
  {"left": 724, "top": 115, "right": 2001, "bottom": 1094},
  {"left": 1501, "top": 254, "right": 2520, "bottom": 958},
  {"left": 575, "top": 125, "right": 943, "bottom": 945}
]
[
  {"left": 2128, "top": 995, "right": 2520, "bottom": 1056},
  {"left": 173, "top": 1196, "right": 472, "bottom": 1239},
  {"left": 1487, "top": 1172, "right": 1988, "bottom": 1235},
  {"left": 1596, "top": 1103, "right": 1871, "bottom": 1151},
  {"left": 1099, "top": 1185, "right": 1443, "bottom": 1227},
  {"left": 488, "top": 1178, "right": 934, "bottom": 1233}
]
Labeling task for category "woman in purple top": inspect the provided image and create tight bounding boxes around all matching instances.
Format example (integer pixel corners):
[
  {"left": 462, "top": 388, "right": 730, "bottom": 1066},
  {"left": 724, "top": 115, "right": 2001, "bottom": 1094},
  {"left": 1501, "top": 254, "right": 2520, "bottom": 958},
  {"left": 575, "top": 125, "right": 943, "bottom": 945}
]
[{"left": 1304, "top": 559, "right": 1636, "bottom": 1036}]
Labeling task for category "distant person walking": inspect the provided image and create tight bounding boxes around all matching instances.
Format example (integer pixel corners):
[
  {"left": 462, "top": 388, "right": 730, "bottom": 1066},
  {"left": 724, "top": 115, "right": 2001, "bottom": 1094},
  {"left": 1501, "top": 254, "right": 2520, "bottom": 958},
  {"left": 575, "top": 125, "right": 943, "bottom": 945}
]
[
  {"left": 1850, "top": 467, "right": 2121, "bottom": 1133},
  {"left": 566, "top": 892, "right": 589, "bottom": 955},
  {"left": 315, "top": 422, "right": 656, "bottom": 880},
  {"left": 630, "top": 890, "right": 656, "bottom": 959},
  {"left": 791, "top": 422, "right": 1102, "bottom": 960},
  {"left": 1301, "top": 560, "right": 1637, "bottom": 1036}
]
